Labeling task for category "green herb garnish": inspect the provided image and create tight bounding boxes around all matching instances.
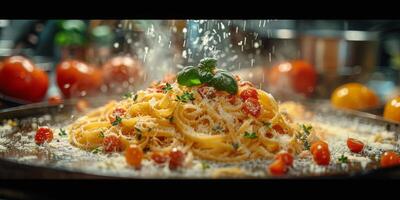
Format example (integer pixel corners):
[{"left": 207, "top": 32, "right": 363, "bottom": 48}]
[
  {"left": 176, "top": 92, "right": 195, "bottom": 103},
  {"left": 244, "top": 132, "right": 257, "bottom": 139},
  {"left": 162, "top": 83, "right": 173, "bottom": 93},
  {"left": 232, "top": 142, "right": 239, "bottom": 150},
  {"left": 133, "top": 94, "right": 138, "bottom": 101},
  {"left": 262, "top": 122, "right": 272, "bottom": 129},
  {"left": 212, "top": 125, "right": 224, "bottom": 133},
  {"left": 59, "top": 128, "right": 67, "bottom": 137},
  {"left": 338, "top": 155, "right": 348, "bottom": 163},
  {"left": 91, "top": 147, "right": 102, "bottom": 154},
  {"left": 99, "top": 131, "right": 105, "bottom": 138},
  {"left": 112, "top": 116, "right": 122, "bottom": 126},
  {"left": 207, "top": 70, "right": 238, "bottom": 95},
  {"left": 168, "top": 116, "right": 174, "bottom": 124},
  {"left": 296, "top": 124, "right": 312, "bottom": 150},
  {"left": 123, "top": 92, "right": 132, "bottom": 99},
  {"left": 135, "top": 127, "right": 142, "bottom": 140},
  {"left": 201, "top": 162, "right": 210, "bottom": 170}
]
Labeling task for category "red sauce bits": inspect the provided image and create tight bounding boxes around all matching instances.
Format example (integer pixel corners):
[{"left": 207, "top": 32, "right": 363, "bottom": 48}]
[
  {"left": 103, "top": 135, "right": 122, "bottom": 152},
  {"left": 347, "top": 138, "right": 364, "bottom": 153},
  {"left": 380, "top": 151, "right": 400, "bottom": 168},
  {"left": 35, "top": 126, "right": 54, "bottom": 145},
  {"left": 227, "top": 95, "right": 237, "bottom": 105},
  {"left": 240, "top": 88, "right": 261, "bottom": 117},
  {"left": 310, "top": 141, "right": 330, "bottom": 165},
  {"left": 125, "top": 145, "right": 143, "bottom": 169},
  {"left": 268, "top": 152, "right": 294, "bottom": 176},
  {"left": 272, "top": 124, "right": 285, "bottom": 134},
  {"left": 169, "top": 148, "right": 185, "bottom": 170},
  {"left": 197, "top": 86, "right": 216, "bottom": 99},
  {"left": 151, "top": 152, "right": 168, "bottom": 164},
  {"left": 109, "top": 108, "right": 126, "bottom": 123}
]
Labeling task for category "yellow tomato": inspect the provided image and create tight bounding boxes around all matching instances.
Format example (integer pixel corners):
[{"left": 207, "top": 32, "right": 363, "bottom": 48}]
[
  {"left": 331, "top": 83, "right": 379, "bottom": 110},
  {"left": 384, "top": 97, "right": 400, "bottom": 122}
]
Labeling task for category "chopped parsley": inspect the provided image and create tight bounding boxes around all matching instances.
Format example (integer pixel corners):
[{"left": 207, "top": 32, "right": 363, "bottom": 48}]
[
  {"left": 162, "top": 83, "right": 173, "bottom": 93},
  {"left": 111, "top": 116, "right": 122, "bottom": 126},
  {"left": 232, "top": 142, "right": 239, "bottom": 150},
  {"left": 135, "top": 127, "right": 142, "bottom": 140},
  {"left": 123, "top": 92, "right": 132, "bottom": 99},
  {"left": 59, "top": 128, "right": 67, "bottom": 137},
  {"left": 262, "top": 122, "right": 272, "bottom": 129},
  {"left": 176, "top": 91, "right": 195, "bottom": 103},
  {"left": 201, "top": 162, "right": 210, "bottom": 170},
  {"left": 168, "top": 116, "right": 174, "bottom": 124},
  {"left": 338, "top": 155, "right": 348, "bottom": 163},
  {"left": 212, "top": 125, "right": 224, "bottom": 133},
  {"left": 99, "top": 131, "right": 105, "bottom": 138},
  {"left": 296, "top": 124, "right": 312, "bottom": 150},
  {"left": 91, "top": 147, "right": 102, "bottom": 154},
  {"left": 244, "top": 132, "right": 257, "bottom": 139},
  {"left": 133, "top": 94, "right": 138, "bottom": 101}
]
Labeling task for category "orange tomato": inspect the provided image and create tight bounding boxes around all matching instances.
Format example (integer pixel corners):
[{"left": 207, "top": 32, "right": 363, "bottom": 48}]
[
  {"left": 331, "top": 83, "right": 379, "bottom": 110},
  {"left": 380, "top": 151, "right": 400, "bottom": 168},
  {"left": 267, "top": 60, "right": 316, "bottom": 96},
  {"left": 268, "top": 159, "right": 287, "bottom": 176},
  {"left": 275, "top": 152, "right": 294, "bottom": 166},
  {"left": 0, "top": 56, "right": 49, "bottom": 102},
  {"left": 347, "top": 138, "right": 364, "bottom": 153},
  {"left": 125, "top": 145, "right": 143, "bottom": 169},
  {"left": 383, "top": 97, "right": 400, "bottom": 122},
  {"left": 310, "top": 141, "right": 330, "bottom": 165},
  {"left": 56, "top": 59, "right": 102, "bottom": 98}
]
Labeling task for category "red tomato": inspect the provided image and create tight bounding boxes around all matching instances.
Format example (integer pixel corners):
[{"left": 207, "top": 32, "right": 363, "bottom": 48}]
[
  {"left": 169, "top": 148, "right": 185, "bottom": 170},
  {"left": 267, "top": 60, "right": 316, "bottom": 96},
  {"left": 240, "top": 88, "right": 258, "bottom": 101},
  {"left": 103, "top": 135, "right": 122, "bottom": 152},
  {"left": 125, "top": 145, "right": 143, "bottom": 169},
  {"left": 275, "top": 152, "right": 294, "bottom": 166},
  {"left": 0, "top": 56, "right": 49, "bottom": 102},
  {"left": 48, "top": 95, "right": 63, "bottom": 105},
  {"left": 56, "top": 59, "right": 102, "bottom": 98},
  {"left": 227, "top": 95, "right": 237, "bottom": 104},
  {"left": 380, "top": 151, "right": 400, "bottom": 168},
  {"left": 108, "top": 108, "right": 126, "bottom": 123},
  {"left": 347, "top": 138, "right": 364, "bottom": 153},
  {"left": 310, "top": 141, "right": 330, "bottom": 165},
  {"left": 268, "top": 159, "right": 287, "bottom": 176},
  {"left": 242, "top": 98, "right": 261, "bottom": 117},
  {"left": 272, "top": 124, "right": 285, "bottom": 134},
  {"left": 151, "top": 152, "right": 168, "bottom": 164},
  {"left": 102, "top": 56, "right": 142, "bottom": 85},
  {"left": 198, "top": 86, "right": 216, "bottom": 99},
  {"left": 35, "top": 126, "right": 54, "bottom": 145}
]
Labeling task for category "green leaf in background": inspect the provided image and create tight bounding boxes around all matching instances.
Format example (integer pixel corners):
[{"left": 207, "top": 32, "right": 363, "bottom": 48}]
[
  {"left": 91, "top": 25, "right": 114, "bottom": 46},
  {"left": 207, "top": 70, "right": 238, "bottom": 95}
]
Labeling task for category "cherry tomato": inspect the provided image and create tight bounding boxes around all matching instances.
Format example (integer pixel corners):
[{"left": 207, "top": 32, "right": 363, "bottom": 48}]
[
  {"left": 103, "top": 135, "right": 122, "bottom": 152},
  {"left": 240, "top": 88, "right": 258, "bottom": 101},
  {"left": 198, "top": 86, "right": 216, "bottom": 99},
  {"left": 151, "top": 152, "right": 168, "bottom": 164},
  {"left": 242, "top": 98, "right": 261, "bottom": 117},
  {"left": 169, "top": 148, "right": 185, "bottom": 170},
  {"left": 383, "top": 97, "right": 400, "bottom": 122},
  {"left": 125, "top": 145, "right": 143, "bottom": 169},
  {"left": 35, "top": 126, "right": 54, "bottom": 145},
  {"left": 267, "top": 60, "right": 316, "bottom": 96},
  {"left": 102, "top": 56, "right": 142, "bottom": 85},
  {"left": 347, "top": 138, "right": 364, "bottom": 153},
  {"left": 275, "top": 152, "right": 294, "bottom": 166},
  {"left": 380, "top": 151, "right": 400, "bottom": 168},
  {"left": 76, "top": 99, "right": 90, "bottom": 112},
  {"left": 331, "top": 83, "right": 379, "bottom": 110},
  {"left": 310, "top": 141, "right": 330, "bottom": 165},
  {"left": 108, "top": 108, "right": 126, "bottom": 123},
  {"left": 272, "top": 124, "right": 285, "bottom": 134},
  {"left": 48, "top": 95, "right": 63, "bottom": 105},
  {"left": 268, "top": 159, "right": 287, "bottom": 176},
  {"left": 56, "top": 59, "right": 102, "bottom": 98},
  {"left": 0, "top": 56, "right": 49, "bottom": 102}
]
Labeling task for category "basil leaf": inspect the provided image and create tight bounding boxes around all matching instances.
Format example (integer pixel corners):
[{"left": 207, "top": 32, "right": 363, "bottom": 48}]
[
  {"left": 177, "top": 66, "right": 202, "bottom": 87},
  {"left": 198, "top": 58, "right": 217, "bottom": 72},
  {"left": 208, "top": 70, "right": 238, "bottom": 94}
]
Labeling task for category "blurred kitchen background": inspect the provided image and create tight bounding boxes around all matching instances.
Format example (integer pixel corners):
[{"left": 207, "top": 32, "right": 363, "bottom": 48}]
[{"left": 1, "top": 19, "right": 400, "bottom": 112}]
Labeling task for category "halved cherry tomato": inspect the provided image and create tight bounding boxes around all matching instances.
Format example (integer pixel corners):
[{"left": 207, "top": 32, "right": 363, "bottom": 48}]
[
  {"left": 310, "top": 141, "right": 330, "bottom": 165},
  {"left": 151, "top": 152, "right": 168, "bottom": 164},
  {"left": 380, "top": 151, "right": 400, "bottom": 168},
  {"left": 109, "top": 108, "right": 126, "bottom": 123},
  {"left": 383, "top": 97, "right": 400, "bottom": 122},
  {"left": 0, "top": 56, "right": 49, "bottom": 102},
  {"left": 242, "top": 98, "right": 261, "bottom": 117},
  {"left": 48, "top": 95, "right": 63, "bottom": 105},
  {"left": 103, "top": 135, "right": 122, "bottom": 152},
  {"left": 125, "top": 145, "right": 143, "bottom": 169},
  {"left": 347, "top": 138, "right": 364, "bottom": 153},
  {"left": 240, "top": 88, "right": 258, "bottom": 101},
  {"left": 275, "top": 152, "right": 294, "bottom": 166},
  {"left": 272, "top": 124, "right": 285, "bottom": 134},
  {"left": 56, "top": 59, "right": 102, "bottom": 98},
  {"left": 35, "top": 126, "right": 54, "bottom": 145},
  {"left": 268, "top": 159, "right": 287, "bottom": 176},
  {"left": 169, "top": 148, "right": 185, "bottom": 170}
]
